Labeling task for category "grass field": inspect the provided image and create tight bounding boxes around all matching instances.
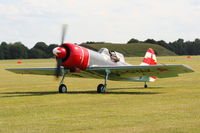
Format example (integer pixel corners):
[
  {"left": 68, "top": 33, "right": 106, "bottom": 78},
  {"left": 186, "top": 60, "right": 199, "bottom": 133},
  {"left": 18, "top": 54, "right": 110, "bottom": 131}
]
[{"left": 0, "top": 56, "right": 200, "bottom": 133}]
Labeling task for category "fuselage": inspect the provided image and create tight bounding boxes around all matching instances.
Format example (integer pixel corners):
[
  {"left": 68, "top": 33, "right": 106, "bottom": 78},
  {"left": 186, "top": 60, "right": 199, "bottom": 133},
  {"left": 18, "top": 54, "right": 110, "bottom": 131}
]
[{"left": 53, "top": 43, "right": 131, "bottom": 72}]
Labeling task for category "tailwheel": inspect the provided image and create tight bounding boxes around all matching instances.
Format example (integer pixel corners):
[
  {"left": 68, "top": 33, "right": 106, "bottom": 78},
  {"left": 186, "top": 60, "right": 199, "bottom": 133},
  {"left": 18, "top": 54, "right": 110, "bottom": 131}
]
[
  {"left": 59, "top": 84, "right": 68, "bottom": 93},
  {"left": 97, "top": 84, "right": 105, "bottom": 93}
]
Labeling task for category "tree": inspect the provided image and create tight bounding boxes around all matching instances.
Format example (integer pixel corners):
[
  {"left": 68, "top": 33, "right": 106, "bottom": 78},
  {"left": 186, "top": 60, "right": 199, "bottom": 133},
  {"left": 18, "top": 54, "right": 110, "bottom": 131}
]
[
  {"left": 9, "top": 42, "right": 28, "bottom": 59},
  {"left": 144, "top": 39, "right": 156, "bottom": 44},
  {"left": 28, "top": 48, "right": 47, "bottom": 58},
  {"left": 156, "top": 40, "right": 167, "bottom": 46},
  {"left": 32, "top": 42, "right": 48, "bottom": 58},
  {"left": 0, "top": 47, "right": 4, "bottom": 59},
  {"left": 33, "top": 42, "right": 48, "bottom": 51},
  {"left": 127, "top": 38, "right": 139, "bottom": 43},
  {"left": 171, "top": 39, "right": 185, "bottom": 55},
  {"left": 194, "top": 38, "right": 200, "bottom": 55},
  {"left": 0, "top": 42, "right": 11, "bottom": 59}
]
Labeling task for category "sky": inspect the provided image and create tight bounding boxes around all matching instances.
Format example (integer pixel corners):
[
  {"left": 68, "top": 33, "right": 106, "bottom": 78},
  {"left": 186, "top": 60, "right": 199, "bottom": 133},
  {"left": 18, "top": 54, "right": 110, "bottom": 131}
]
[{"left": 0, "top": 0, "right": 200, "bottom": 48}]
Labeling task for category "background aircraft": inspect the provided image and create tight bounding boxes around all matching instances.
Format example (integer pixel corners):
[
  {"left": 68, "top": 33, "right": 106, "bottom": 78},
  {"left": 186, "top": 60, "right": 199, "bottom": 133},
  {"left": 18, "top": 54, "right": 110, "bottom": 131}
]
[{"left": 6, "top": 25, "right": 194, "bottom": 93}]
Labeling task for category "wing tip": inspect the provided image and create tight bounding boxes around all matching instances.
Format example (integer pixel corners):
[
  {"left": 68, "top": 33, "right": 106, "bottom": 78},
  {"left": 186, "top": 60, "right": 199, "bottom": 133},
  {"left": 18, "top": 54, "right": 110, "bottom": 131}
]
[{"left": 181, "top": 64, "right": 195, "bottom": 72}]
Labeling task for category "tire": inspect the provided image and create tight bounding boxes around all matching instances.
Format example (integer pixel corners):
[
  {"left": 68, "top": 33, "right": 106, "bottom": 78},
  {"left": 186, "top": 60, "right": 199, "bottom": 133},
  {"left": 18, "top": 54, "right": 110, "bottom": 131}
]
[
  {"left": 97, "top": 84, "right": 105, "bottom": 93},
  {"left": 59, "top": 84, "right": 67, "bottom": 93},
  {"left": 144, "top": 84, "right": 148, "bottom": 88}
]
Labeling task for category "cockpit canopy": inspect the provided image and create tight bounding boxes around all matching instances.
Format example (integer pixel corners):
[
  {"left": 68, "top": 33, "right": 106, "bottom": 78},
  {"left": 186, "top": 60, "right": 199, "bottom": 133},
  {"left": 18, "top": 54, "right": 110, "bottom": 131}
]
[
  {"left": 98, "top": 48, "right": 109, "bottom": 55},
  {"left": 98, "top": 48, "right": 125, "bottom": 63}
]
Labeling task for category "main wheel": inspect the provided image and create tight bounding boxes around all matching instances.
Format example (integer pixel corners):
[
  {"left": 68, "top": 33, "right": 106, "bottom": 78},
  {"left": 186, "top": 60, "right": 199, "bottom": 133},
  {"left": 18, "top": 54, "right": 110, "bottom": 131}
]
[
  {"left": 59, "top": 84, "right": 67, "bottom": 93},
  {"left": 144, "top": 84, "right": 148, "bottom": 88},
  {"left": 97, "top": 84, "right": 105, "bottom": 93}
]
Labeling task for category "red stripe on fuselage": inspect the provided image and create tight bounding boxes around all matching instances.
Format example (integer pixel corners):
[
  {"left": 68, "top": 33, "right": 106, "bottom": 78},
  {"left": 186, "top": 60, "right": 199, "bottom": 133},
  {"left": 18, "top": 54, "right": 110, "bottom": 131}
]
[{"left": 80, "top": 46, "right": 89, "bottom": 70}]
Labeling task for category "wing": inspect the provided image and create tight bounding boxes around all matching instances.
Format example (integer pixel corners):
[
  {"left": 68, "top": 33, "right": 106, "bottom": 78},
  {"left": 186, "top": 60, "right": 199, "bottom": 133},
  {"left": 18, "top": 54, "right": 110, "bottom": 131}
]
[
  {"left": 6, "top": 64, "right": 194, "bottom": 80},
  {"left": 85, "top": 64, "right": 194, "bottom": 80},
  {"left": 6, "top": 67, "right": 62, "bottom": 76}
]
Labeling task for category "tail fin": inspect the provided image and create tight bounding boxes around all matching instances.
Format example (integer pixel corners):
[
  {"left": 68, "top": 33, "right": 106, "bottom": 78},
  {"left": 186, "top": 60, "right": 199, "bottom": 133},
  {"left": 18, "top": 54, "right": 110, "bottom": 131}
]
[
  {"left": 140, "top": 48, "right": 157, "bottom": 66},
  {"left": 140, "top": 48, "right": 157, "bottom": 82}
]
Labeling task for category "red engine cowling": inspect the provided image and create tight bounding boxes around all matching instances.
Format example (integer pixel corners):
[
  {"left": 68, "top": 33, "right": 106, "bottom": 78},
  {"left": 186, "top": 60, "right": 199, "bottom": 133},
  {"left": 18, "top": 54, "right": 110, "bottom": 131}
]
[{"left": 53, "top": 43, "right": 89, "bottom": 71}]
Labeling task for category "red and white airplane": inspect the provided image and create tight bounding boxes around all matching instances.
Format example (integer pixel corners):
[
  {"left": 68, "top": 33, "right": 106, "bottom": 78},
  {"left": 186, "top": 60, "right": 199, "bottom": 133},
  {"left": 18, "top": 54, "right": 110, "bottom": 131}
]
[{"left": 6, "top": 26, "right": 194, "bottom": 93}]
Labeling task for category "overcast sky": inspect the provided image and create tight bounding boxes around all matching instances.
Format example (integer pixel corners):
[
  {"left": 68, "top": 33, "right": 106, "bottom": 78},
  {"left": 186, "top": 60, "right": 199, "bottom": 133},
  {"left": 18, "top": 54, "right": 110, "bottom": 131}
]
[{"left": 0, "top": 0, "right": 200, "bottom": 48}]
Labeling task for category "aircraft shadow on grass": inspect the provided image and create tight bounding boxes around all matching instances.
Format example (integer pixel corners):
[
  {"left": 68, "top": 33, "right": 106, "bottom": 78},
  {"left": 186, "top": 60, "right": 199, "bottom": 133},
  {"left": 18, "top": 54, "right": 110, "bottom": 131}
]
[
  {"left": 108, "top": 87, "right": 163, "bottom": 90},
  {"left": 0, "top": 87, "right": 162, "bottom": 98}
]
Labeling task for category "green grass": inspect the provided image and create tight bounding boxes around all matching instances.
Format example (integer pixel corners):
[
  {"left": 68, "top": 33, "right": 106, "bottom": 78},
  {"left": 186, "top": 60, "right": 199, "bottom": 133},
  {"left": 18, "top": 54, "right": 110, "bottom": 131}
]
[
  {"left": 81, "top": 43, "right": 176, "bottom": 56},
  {"left": 0, "top": 56, "right": 200, "bottom": 133}
]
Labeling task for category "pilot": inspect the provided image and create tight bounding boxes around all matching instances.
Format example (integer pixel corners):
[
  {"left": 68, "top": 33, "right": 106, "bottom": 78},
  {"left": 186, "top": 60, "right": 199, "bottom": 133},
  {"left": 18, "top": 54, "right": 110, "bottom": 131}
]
[{"left": 109, "top": 51, "right": 120, "bottom": 62}]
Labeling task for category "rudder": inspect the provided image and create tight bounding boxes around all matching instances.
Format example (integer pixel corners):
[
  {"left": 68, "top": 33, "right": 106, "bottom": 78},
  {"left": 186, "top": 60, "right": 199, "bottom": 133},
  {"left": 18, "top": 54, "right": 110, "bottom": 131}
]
[
  {"left": 140, "top": 48, "right": 157, "bottom": 82},
  {"left": 140, "top": 48, "right": 157, "bottom": 66}
]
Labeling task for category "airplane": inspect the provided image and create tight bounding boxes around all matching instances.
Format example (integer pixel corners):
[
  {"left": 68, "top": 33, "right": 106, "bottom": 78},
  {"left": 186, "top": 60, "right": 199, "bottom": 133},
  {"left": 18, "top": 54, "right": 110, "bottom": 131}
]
[{"left": 6, "top": 25, "right": 194, "bottom": 93}]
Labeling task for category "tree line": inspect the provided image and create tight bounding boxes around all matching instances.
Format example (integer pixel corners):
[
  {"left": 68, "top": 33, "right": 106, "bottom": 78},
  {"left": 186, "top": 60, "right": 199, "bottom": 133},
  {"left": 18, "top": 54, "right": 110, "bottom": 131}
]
[
  {"left": 127, "top": 38, "right": 200, "bottom": 55},
  {"left": 0, "top": 38, "right": 200, "bottom": 59},
  {"left": 0, "top": 42, "right": 58, "bottom": 59}
]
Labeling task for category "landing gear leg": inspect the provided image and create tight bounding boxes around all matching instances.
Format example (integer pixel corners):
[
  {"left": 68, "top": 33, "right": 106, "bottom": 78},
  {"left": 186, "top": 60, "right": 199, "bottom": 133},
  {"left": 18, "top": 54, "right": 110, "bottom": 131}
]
[
  {"left": 144, "top": 82, "right": 148, "bottom": 88},
  {"left": 58, "top": 71, "right": 68, "bottom": 93},
  {"left": 97, "top": 70, "right": 110, "bottom": 93}
]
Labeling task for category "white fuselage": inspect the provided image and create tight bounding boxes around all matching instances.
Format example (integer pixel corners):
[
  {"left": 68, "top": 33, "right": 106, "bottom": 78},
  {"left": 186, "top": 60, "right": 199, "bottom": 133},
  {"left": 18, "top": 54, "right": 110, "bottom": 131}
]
[{"left": 87, "top": 48, "right": 130, "bottom": 67}]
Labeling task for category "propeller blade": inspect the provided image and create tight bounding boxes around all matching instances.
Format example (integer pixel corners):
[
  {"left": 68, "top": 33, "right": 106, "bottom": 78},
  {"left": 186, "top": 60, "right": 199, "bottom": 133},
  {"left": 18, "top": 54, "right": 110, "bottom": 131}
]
[
  {"left": 61, "top": 24, "right": 67, "bottom": 45},
  {"left": 55, "top": 24, "right": 68, "bottom": 78}
]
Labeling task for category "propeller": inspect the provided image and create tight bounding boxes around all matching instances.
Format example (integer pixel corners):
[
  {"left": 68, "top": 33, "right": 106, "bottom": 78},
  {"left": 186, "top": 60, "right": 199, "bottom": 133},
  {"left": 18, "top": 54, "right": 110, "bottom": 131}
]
[
  {"left": 54, "top": 24, "right": 68, "bottom": 79},
  {"left": 61, "top": 24, "right": 67, "bottom": 45}
]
